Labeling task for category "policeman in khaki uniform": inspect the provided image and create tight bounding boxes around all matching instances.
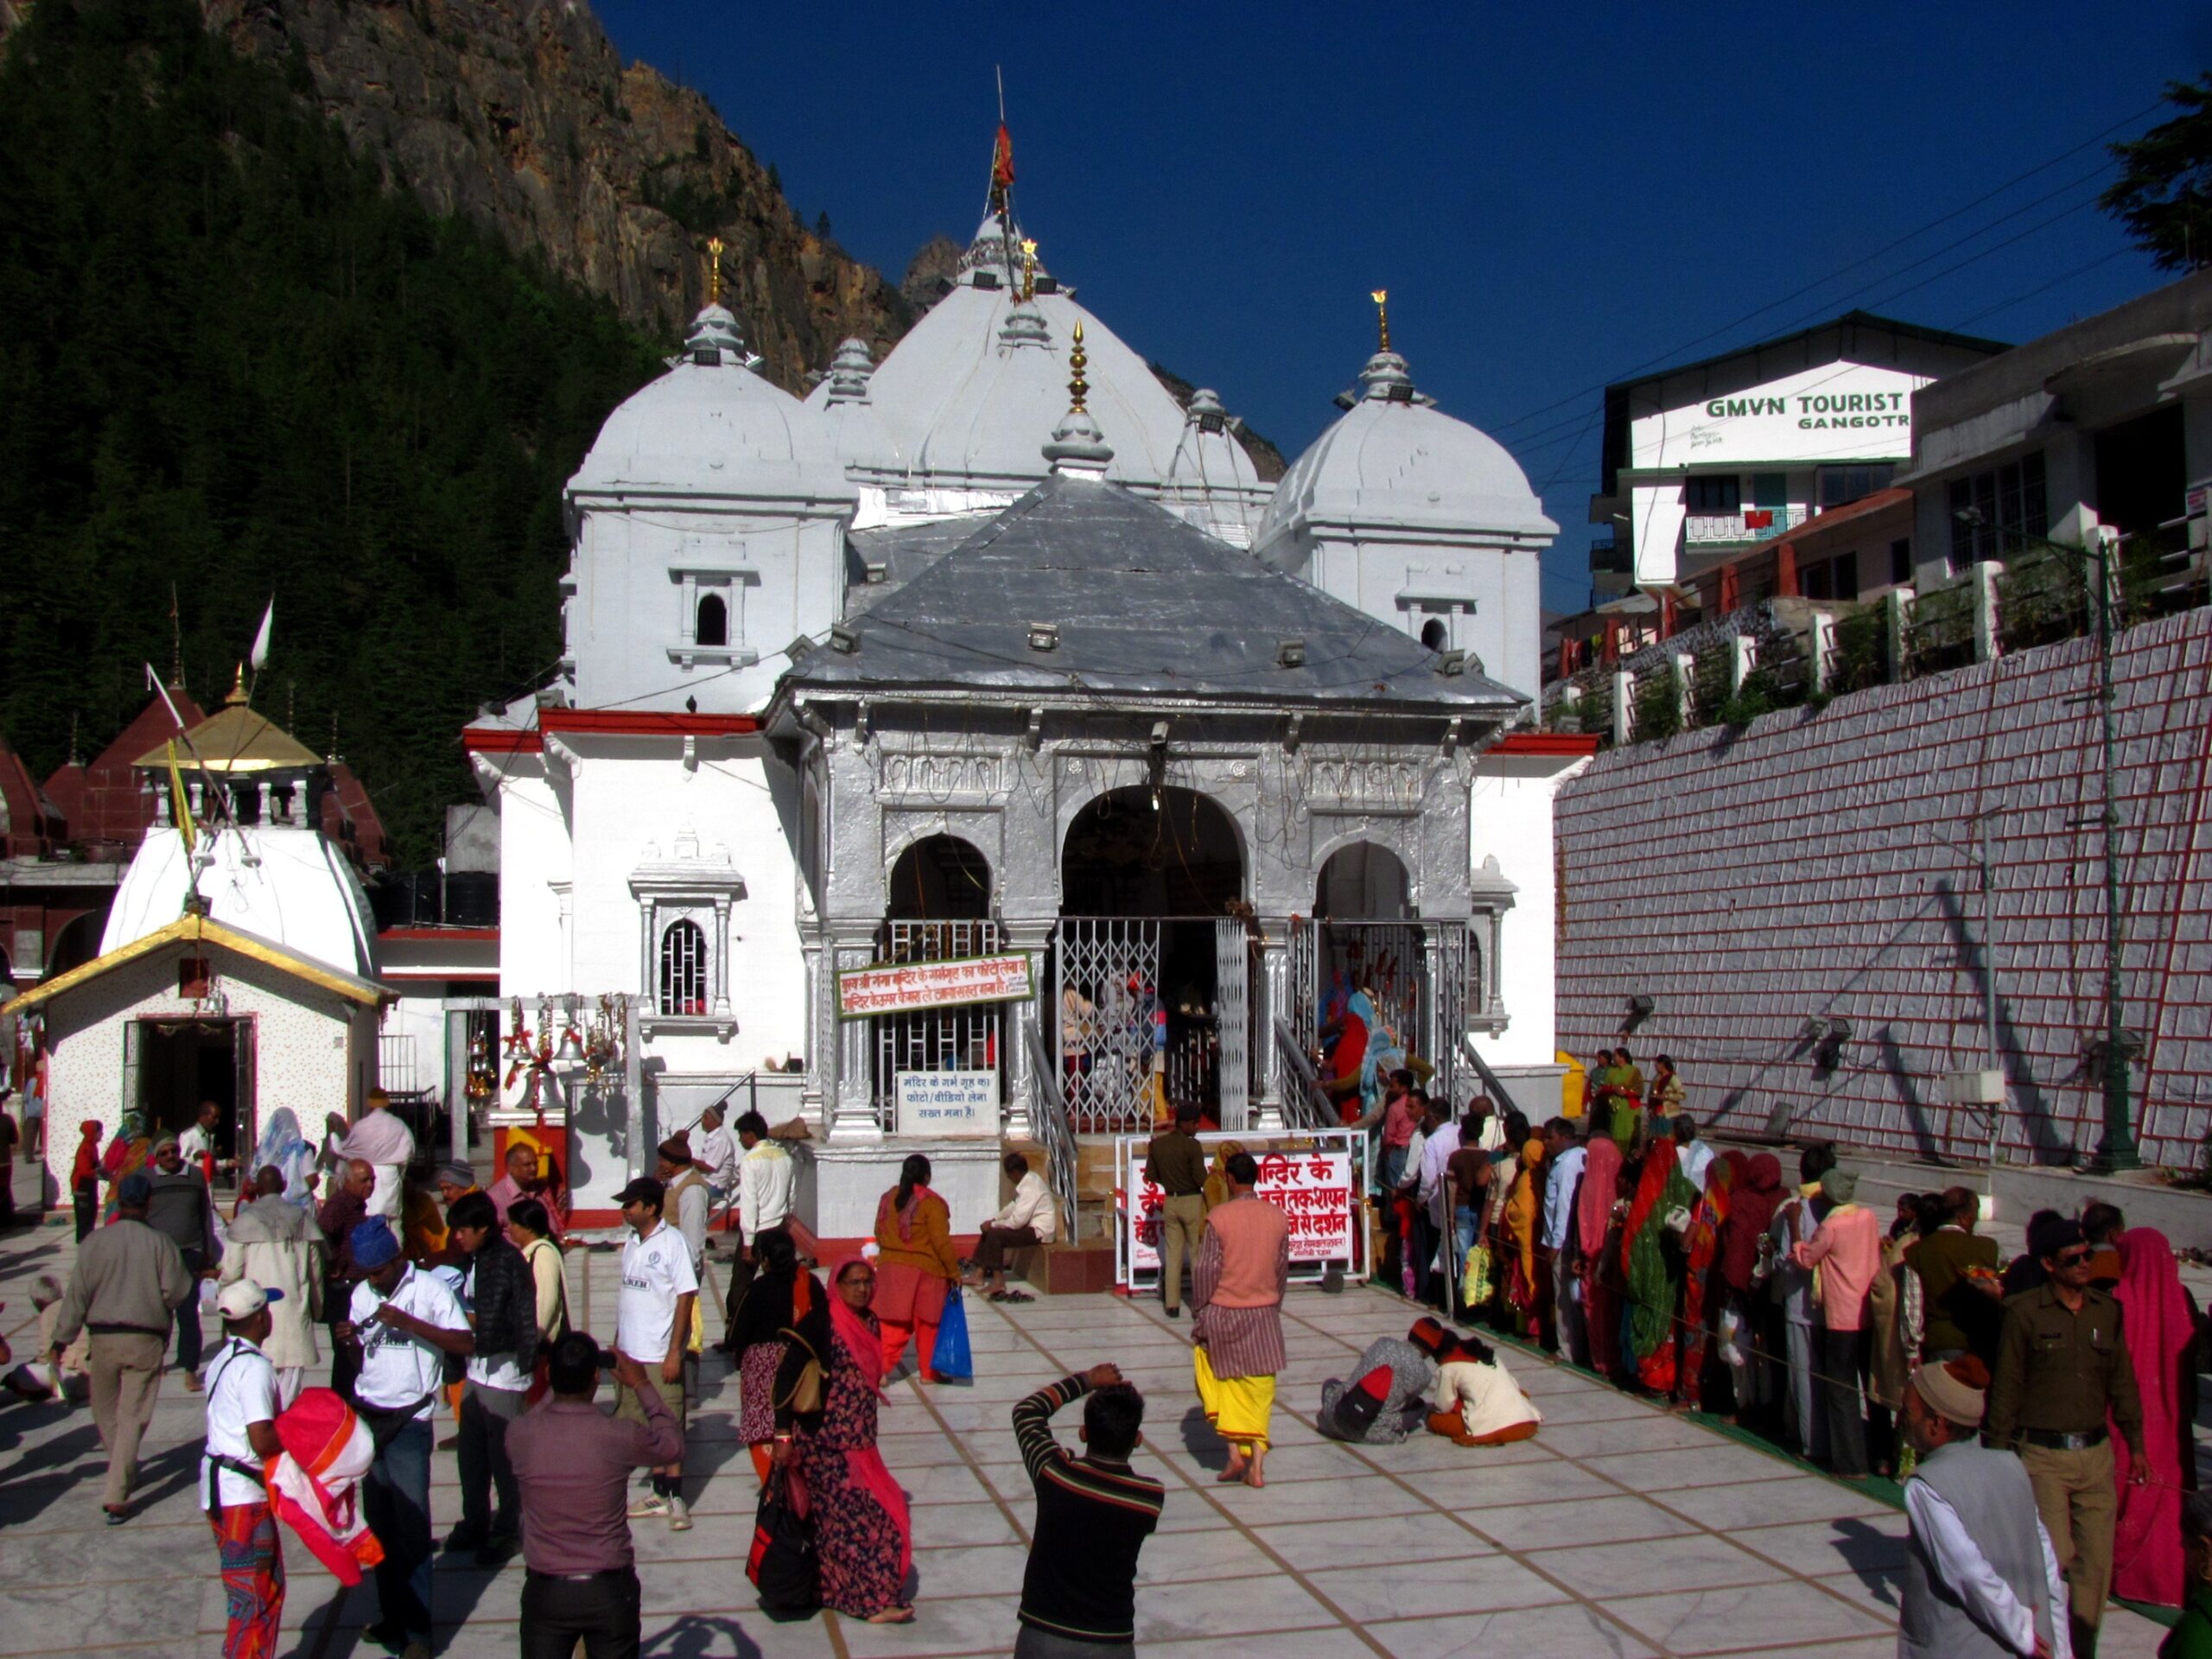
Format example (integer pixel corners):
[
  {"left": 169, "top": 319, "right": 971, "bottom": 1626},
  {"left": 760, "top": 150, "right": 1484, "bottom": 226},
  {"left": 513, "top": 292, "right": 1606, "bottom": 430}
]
[{"left": 1986, "top": 1216, "right": 2146, "bottom": 1659}]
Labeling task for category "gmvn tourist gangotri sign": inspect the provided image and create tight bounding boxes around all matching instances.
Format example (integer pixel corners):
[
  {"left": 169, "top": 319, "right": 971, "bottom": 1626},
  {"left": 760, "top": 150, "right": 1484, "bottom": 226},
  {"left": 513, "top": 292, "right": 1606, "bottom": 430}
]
[{"left": 835, "top": 953, "right": 1036, "bottom": 1020}]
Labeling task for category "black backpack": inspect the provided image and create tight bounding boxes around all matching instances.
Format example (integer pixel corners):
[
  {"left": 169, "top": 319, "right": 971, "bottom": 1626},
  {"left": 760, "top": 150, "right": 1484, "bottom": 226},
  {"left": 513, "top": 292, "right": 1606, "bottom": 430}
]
[{"left": 745, "top": 1465, "right": 819, "bottom": 1620}]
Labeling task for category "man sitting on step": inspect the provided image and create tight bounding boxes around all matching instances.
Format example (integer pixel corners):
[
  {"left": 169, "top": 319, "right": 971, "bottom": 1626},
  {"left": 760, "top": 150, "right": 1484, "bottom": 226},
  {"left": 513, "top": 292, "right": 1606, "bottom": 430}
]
[{"left": 967, "top": 1152, "right": 1058, "bottom": 1303}]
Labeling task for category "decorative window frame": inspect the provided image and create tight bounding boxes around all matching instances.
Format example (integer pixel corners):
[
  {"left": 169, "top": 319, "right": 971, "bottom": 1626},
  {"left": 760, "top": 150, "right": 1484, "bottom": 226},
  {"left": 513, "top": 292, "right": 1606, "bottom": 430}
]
[
  {"left": 668, "top": 563, "right": 763, "bottom": 671},
  {"left": 630, "top": 829, "right": 747, "bottom": 1039}
]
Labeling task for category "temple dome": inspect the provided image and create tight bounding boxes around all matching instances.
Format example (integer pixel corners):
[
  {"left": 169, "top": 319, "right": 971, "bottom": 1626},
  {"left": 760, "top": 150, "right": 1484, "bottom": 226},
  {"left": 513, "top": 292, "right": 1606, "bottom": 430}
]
[
  {"left": 856, "top": 213, "right": 1243, "bottom": 495},
  {"left": 571, "top": 305, "right": 852, "bottom": 502},
  {"left": 1255, "top": 349, "right": 1556, "bottom": 546}
]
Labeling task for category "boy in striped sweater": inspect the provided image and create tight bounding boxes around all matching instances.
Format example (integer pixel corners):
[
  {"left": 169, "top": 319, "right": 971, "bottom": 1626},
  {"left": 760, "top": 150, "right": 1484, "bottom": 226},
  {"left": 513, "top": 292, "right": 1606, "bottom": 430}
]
[{"left": 1012, "top": 1364, "right": 1164, "bottom": 1656}]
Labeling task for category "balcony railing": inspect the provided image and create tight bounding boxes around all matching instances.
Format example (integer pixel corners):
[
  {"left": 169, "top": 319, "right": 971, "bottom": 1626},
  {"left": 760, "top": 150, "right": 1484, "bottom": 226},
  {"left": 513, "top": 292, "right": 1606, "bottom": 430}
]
[{"left": 1684, "top": 505, "right": 1809, "bottom": 546}]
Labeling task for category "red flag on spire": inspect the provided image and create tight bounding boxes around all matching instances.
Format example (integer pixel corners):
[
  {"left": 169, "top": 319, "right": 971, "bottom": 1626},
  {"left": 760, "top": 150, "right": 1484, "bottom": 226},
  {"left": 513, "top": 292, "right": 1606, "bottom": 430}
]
[{"left": 991, "top": 123, "right": 1015, "bottom": 190}]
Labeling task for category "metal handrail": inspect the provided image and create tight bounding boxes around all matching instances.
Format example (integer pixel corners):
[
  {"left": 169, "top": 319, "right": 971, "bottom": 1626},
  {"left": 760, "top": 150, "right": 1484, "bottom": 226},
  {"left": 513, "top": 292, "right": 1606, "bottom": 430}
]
[
  {"left": 1024, "top": 1023, "right": 1080, "bottom": 1244},
  {"left": 1458, "top": 1032, "right": 1527, "bottom": 1124},
  {"left": 1272, "top": 1019, "right": 1338, "bottom": 1132}
]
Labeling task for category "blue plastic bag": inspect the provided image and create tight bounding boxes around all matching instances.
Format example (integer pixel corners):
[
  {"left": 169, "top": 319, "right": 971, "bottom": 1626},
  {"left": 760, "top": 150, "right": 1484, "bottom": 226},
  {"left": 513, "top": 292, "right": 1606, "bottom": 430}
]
[{"left": 931, "top": 1287, "right": 974, "bottom": 1382}]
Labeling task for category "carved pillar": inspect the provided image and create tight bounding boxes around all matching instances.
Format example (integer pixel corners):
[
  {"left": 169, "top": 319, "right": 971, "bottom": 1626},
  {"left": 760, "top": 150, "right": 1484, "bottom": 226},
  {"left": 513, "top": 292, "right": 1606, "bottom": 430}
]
[
  {"left": 799, "top": 936, "right": 825, "bottom": 1129},
  {"left": 1255, "top": 922, "right": 1291, "bottom": 1131},
  {"left": 1001, "top": 918, "right": 1053, "bottom": 1141},
  {"left": 830, "top": 933, "right": 880, "bottom": 1141},
  {"left": 711, "top": 896, "right": 733, "bottom": 1018}
]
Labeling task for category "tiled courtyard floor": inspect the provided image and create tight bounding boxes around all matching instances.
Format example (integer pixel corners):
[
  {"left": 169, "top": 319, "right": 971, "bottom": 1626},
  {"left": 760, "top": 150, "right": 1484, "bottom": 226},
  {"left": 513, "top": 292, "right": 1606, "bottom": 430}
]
[{"left": 0, "top": 1205, "right": 2183, "bottom": 1659}]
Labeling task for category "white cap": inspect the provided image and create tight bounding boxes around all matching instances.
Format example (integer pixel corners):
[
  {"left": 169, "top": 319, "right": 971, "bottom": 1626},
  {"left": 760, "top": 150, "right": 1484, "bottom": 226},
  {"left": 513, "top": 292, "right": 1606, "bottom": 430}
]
[{"left": 214, "top": 1280, "right": 283, "bottom": 1320}]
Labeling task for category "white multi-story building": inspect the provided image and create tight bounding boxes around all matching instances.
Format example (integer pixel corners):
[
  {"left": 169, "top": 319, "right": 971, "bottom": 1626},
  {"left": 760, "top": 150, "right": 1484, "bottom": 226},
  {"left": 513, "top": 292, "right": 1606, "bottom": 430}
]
[{"left": 1587, "top": 312, "right": 2005, "bottom": 598}]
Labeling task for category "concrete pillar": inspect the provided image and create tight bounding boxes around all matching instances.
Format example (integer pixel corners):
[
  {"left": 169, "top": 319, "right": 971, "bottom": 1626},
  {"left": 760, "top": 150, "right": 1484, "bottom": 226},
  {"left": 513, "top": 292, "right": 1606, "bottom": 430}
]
[
  {"left": 1731, "top": 633, "right": 1758, "bottom": 693},
  {"left": 1885, "top": 588, "right": 1914, "bottom": 683},
  {"left": 1974, "top": 560, "right": 2006, "bottom": 663},
  {"left": 1809, "top": 610, "right": 1837, "bottom": 694},
  {"left": 1612, "top": 670, "right": 1633, "bottom": 746},
  {"left": 1673, "top": 651, "right": 1695, "bottom": 728}
]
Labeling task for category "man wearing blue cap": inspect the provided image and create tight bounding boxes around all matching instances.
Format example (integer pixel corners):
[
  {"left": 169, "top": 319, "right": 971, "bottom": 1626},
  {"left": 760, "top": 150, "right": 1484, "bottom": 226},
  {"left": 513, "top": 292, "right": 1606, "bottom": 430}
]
[
  {"left": 338, "top": 1216, "right": 472, "bottom": 1659},
  {"left": 48, "top": 1169, "right": 194, "bottom": 1522}
]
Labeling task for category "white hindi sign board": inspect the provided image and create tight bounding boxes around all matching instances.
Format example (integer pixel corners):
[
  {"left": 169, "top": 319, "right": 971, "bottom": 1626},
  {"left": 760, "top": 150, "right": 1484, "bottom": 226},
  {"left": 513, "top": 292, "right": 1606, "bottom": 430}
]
[
  {"left": 1125, "top": 1145, "right": 1358, "bottom": 1274},
  {"left": 893, "top": 1071, "right": 999, "bottom": 1137}
]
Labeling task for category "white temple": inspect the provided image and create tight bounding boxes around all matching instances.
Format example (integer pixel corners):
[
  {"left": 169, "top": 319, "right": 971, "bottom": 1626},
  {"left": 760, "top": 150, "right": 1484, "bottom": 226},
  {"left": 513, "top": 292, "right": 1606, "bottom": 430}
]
[{"left": 466, "top": 187, "right": 1587, "bottom": 1230}]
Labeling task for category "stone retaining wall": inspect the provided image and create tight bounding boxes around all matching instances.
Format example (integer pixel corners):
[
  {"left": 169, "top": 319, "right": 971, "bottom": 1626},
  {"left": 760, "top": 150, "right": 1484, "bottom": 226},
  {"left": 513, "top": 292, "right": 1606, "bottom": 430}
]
[{"left": 1554, "top": 607, "right": 2212, "bottom": 1169}]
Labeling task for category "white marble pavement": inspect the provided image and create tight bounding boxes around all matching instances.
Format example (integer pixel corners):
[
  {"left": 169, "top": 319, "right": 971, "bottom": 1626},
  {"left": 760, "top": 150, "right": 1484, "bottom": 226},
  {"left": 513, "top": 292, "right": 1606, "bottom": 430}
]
[{"left": 0, "top": 1193, "right": 2182, "bottom": 1659}]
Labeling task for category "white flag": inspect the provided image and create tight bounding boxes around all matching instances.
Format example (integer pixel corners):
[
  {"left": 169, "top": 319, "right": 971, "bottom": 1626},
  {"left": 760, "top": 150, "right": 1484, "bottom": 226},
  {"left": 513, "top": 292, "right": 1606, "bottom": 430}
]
[{"left": 249, "top": 599, "right": 274, "bottom": 671}]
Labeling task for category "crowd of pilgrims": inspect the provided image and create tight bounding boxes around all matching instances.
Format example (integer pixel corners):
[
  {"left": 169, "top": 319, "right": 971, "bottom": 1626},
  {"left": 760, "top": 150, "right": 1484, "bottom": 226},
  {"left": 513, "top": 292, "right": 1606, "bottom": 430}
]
[{"left": 1352, "top": 1057, "right": 2208, "bottom": 1611}]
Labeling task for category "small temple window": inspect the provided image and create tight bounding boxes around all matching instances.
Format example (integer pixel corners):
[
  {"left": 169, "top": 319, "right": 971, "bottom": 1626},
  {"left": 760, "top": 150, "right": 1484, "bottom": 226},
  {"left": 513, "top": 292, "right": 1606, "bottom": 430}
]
[
  {"left": 696, "top": 592, "right": 728, "bottom": 648},
  {"left": 1421, "top": 617, "right": 1449, "bottom": 652},
  {"left": 658, "top": 919, "right": 709, "bottom": 1016}
]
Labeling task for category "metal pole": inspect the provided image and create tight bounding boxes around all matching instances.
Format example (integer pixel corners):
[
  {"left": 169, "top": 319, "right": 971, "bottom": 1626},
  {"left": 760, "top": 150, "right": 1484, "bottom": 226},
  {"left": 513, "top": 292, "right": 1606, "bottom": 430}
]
[
  {"left": 2092, "top": 529, "right": 2139, "bottom": 1170},
  {"left": 1978, "top": 816, "right": 2003, "bottom": 1198}
]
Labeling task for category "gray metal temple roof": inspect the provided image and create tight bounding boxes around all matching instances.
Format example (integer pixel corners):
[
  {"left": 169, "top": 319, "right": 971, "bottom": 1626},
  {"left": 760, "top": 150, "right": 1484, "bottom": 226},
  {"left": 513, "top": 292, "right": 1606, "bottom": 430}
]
[{"left": 789, "top": 476, "right": 1528, "bottom": 714}]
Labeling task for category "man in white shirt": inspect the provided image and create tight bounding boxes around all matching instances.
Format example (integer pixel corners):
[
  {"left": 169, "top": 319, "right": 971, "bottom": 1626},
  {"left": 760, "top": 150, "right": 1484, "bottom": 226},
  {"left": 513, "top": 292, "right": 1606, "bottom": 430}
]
[
  {"left": 1540, "top": 1117, "right": 1589, "bottom": 1365},
  {"left": 720, "top": 1112, "right": 792, "bottom": 1344},
  {"left": 1673, "top": 1114, "right": 1715, "bottom": 1192},
  {"left": 177, "top": 1100, "right": 227, "bottom": 1182},
  {"left": 1414, "top": 1097, "right": 1461, "bottom": 1306},
  {"left": 202, "top": 1279, "right": 287, "bottom": 1656},
  {"left": 613, "top": 1176, "right": 697, "bottom": 1531},
  {"left": 968, "top": 1151, "right": 1058, "bottom": 1300},
  {"left": 1900, "top": 1354, "right": 2071, "bottom": 1659},
  {"left": 693, "top": 1106, "right": 738, "bottom": 1206},
  {"left": 339, "top": 1217, "right": 472, "bottom": 1659}
]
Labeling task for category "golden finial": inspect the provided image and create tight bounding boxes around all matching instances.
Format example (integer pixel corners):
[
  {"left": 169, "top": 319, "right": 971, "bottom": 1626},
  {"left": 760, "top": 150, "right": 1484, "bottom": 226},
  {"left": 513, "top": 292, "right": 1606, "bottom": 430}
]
[
  {"left": 1371, "top": 289, "right": 1391, "bottom": 353},
  {"left": 1068, "top": 321, "right": 1089, "bottom": 414},
  {"left": 226, "top": 663, "right": 249, "bottom": 707},
  {"left": 1020, "top": 237, "right": 1038, "bottom": 302},
  {"left": 706, "top": 236, "right": 724, "bottom": 307}
]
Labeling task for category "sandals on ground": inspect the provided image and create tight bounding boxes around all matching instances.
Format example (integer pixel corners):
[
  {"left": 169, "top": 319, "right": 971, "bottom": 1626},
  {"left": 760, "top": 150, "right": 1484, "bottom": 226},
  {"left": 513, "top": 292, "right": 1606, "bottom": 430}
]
[{"left": 989, "top": 1289, "right": 1035, "bottom": 1304}]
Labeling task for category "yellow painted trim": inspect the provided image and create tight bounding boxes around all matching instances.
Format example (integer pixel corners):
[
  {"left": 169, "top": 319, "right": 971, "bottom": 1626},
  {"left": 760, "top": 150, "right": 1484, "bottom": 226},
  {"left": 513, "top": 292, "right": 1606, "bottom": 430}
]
[{"left": 0, "top": 914, "right": 389, "bottom": 1016}]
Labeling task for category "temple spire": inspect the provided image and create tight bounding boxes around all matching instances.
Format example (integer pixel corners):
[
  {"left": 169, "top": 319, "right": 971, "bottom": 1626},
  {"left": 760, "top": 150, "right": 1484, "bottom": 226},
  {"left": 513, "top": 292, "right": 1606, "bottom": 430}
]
[
  {"left": 706, "top": 237, "right": 724, "bottom": 308},
  {"left": 1042, "top": 321, "right": 1113, "bottom": 475},
  {"left": 1371, "top": 289, "right": 1391, "bottom": 353}
]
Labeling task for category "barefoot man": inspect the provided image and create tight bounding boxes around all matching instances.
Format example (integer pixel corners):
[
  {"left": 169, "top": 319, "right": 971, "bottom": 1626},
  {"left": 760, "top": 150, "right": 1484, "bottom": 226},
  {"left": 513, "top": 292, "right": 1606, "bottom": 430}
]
[{"left": 1192, "top": 1151, "right": 1287, "bottom": 1489}]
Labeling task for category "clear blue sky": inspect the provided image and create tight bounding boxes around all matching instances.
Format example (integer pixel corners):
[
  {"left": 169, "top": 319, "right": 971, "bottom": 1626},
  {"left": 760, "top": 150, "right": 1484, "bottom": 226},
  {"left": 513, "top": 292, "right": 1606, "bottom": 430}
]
[{"left": 596, "top": 1, "right": 2206, "bottom": 614}]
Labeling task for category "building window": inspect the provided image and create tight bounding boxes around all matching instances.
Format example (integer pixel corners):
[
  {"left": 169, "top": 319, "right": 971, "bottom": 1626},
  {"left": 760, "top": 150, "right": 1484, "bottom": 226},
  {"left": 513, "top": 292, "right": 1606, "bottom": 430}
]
[
  {"left": 1818, "top": 465, "right": 1894, "bottom": 509},
  {"left": 696, "top": 593, "right": 728, "bottom": 647},
  {"left": 1890, "top": 538, "right": 1912, "bottom": 585},
  {"left": 1421, "top": 617, "right": 1448, "bottom": 652},
  {"left": 1833, "top": 550, "right": 1859, "bottom": 600},
  {"left": 1686, "top": 475, "right": 1740, "bottom": 513},
  {"left": 658, "top": 919, "right": 709, "bottom": 1015},
  {"left": 1751, "top": 473, "right": 1789, "bottom": 510},
  {"left": 1948, "top": 451, "right": 2047, "bottom": 572},
  {"left": 1802, "top": 562, "right": 1833, "bottom": 601}
]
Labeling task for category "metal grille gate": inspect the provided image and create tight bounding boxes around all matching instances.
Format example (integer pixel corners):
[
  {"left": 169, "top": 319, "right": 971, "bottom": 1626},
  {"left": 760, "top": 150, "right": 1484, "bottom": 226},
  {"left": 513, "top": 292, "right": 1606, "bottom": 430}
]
[
  {"left": 1213, "top": 918, "right": 1251, "bottom": 1131},
  {"left": 1054, "top": 918, "right": 1160, "bottom": 1133},
  {"left": 1287, "top": 917, "right": 1473, "bottom": 1104},
  {"left": 871, "top": 919, "right": 1003, "bottom": 1129}
]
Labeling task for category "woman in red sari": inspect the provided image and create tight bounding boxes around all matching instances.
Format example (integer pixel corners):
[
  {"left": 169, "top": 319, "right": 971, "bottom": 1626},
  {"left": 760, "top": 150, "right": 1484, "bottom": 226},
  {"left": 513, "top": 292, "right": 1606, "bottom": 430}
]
[
  {"left": 782, "top": 1260, "right": 915, "bottom": 1624},
  {"left": 2111, "top": 1227, "right": 2200, "bottom": 1606},
  {"left": 1576, "top": 1135, "right": 1624, "bottom": 1379},
  {"left": 1675, "top": 1152, "right": 1743, "bottom": 1409}
]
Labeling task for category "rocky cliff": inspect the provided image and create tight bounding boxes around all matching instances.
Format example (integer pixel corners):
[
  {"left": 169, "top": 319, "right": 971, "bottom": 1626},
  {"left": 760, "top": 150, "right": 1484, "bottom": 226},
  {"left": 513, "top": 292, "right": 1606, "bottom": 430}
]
[{"left": 192, "top": 0, "right": 910, "bottom": 391}]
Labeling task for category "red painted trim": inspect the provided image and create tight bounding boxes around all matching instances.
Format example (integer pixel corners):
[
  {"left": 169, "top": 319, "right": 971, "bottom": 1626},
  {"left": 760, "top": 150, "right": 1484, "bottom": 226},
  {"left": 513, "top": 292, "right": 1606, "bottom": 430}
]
[
  {"left": 462, "top": 728, "right": 542, "bottom": 755},
  {"left": 540, "top": 709, "right": 760, "bottom": 737},
  {"left": 378, "top": 928, "right": 499, "bottom": 943},
  {"left": 1491, "top": 733, "right": 1601, "bottom": 757}
]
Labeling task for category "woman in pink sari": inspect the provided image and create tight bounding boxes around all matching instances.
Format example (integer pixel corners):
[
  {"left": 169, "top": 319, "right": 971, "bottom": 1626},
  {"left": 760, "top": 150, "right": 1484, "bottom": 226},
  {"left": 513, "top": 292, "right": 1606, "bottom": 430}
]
[
  {"left": 2112, "top": 1227, "right": 2199, "bottom": 1606},
  {"left": 783, "top": 1259, "right": 915, "bottom": 1624}
]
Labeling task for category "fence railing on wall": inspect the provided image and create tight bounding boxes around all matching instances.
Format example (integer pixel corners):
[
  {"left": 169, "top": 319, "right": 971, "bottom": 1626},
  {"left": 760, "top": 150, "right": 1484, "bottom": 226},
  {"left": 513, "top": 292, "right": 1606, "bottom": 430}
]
[{"left": 1547, "top": 543, "right": 2209, "bottom": 752}]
